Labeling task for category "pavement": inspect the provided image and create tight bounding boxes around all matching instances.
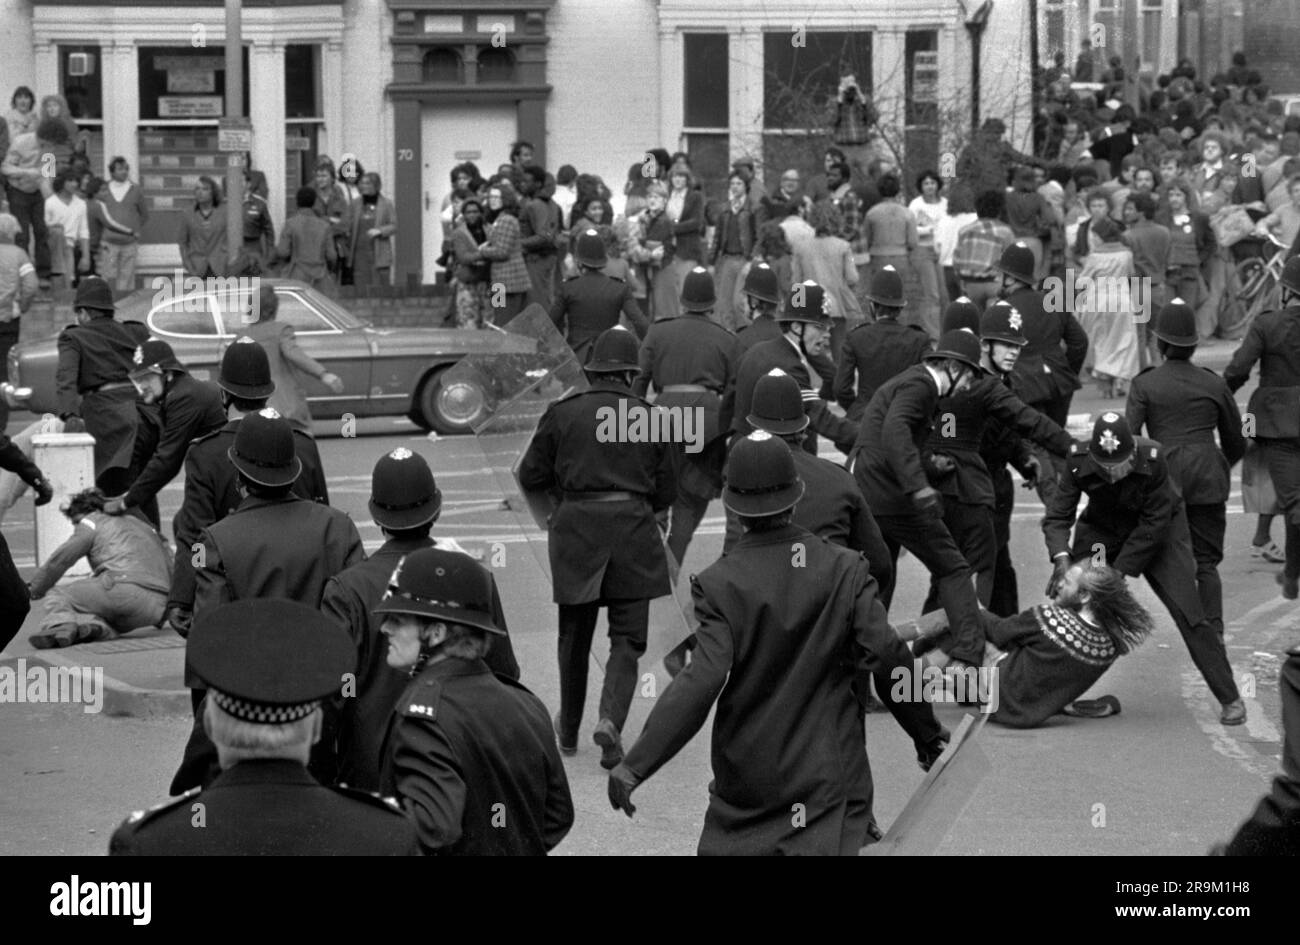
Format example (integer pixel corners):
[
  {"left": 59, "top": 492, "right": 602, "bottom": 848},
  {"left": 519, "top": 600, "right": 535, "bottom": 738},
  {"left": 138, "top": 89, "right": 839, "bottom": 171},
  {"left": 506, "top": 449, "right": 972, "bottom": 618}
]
[{"left": 2, "top": 335, "right": 1297, "bottom": 856}]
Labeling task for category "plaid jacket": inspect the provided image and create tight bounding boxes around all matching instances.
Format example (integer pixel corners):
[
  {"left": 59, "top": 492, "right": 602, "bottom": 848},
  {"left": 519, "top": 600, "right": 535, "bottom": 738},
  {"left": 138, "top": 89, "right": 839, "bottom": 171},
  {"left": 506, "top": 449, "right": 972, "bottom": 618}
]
[
  {"left": 952, "top": 218, "right": 1015, "bottom": 279},
  {"left": 830, "top": 187, "right": 864, "bottom": 247},
  {"left": 479, "top": 212, "right": 532, "bottom": 293}
]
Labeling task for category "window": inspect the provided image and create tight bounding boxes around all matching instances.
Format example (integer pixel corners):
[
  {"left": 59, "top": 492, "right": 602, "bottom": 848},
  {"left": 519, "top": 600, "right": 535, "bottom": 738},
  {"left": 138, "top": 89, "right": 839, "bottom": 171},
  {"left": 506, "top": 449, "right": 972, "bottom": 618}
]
[
  {"left": 285, "top": 45, "right": 324, "bottom": 219},
  {"left": 138, "top": 47, "right": 250, "bottom": 121},
  {"left": 1044, "top": 0, "right": 1066, "bottom": 60},
  {"left": 60, "top": 45, "right": 103, "bottom": 121},
  {"left": 684, "top": 33, "right": 728, "bottom": 130},
  {"left": 763, "top": 31, "right": 871, "bottom": 130},
  {"left": 285, "top": 44, "right": 321, "bottom": 119},
  {"left": 273, "top": 293, "right": 337, "bottom": 333},
  {"left": 905, "top": 31, "right": 938, "bottom": 127},
  {"left": 423, "top": 48, "right": 464, "bottom": 84},
  {"left": 683, "top": 134, "right": 729, "bottom": 203},
  {"left": 477, "top": 47, "right": 515, "bottom": 84},
  {"left": 1093, "top": 0, "right": 1119, "bottom": 66},
  {"left": 1141, "top": 0, "right": 1162, "bottom": 67},
  {"left": 148, "top": 297, "right": 218, "bottom": 338}
]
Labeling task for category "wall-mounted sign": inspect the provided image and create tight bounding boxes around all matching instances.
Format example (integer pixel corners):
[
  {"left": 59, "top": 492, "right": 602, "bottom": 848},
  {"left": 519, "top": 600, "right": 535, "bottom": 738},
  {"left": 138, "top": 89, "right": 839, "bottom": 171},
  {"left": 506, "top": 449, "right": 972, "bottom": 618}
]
[
  {"left": 218, "top": 117, "right": 253, "bottom": 152},
  {"left": 913, "top": 51, "right": 939, "bottom": 104},
  {"left": 476, "top": 15, "right": 515, "bottom": 33},
  {"left": 285, "top": 136, "right": 311, "bottom": 151},
  {"left": 453, "top": 150, "right": 482, "bottom": 160},
  {"left": 155, "top": 55, "right": 224, "bottom": 72},
  {"left": 424, "top": 14, "right": 462, "bottom": 33},
  {"left": 159, "top": 96, "right": 223, "bottom": 118},
  {"left": 167, "top": 69, "right": 215, "bottom": 94}
]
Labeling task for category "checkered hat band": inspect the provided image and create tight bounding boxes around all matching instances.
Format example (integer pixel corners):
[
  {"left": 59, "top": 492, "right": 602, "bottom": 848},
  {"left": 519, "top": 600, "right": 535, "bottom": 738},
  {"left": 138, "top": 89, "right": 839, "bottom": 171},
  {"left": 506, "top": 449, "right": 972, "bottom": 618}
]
[
  {"left": 212, "top": 689, "right": 319, "bottom": 724},
  {"left": 373, "top": 494, "right": 436, "bottom": 512},
  {"left": 231, "top": 449, "right": 293, "bottom": 470},
  {"left": 383, "top": 586, "right": 472, "bottom": 611},
  {"left": 727, "top": 481, "right": 796, "bottom": 496}
]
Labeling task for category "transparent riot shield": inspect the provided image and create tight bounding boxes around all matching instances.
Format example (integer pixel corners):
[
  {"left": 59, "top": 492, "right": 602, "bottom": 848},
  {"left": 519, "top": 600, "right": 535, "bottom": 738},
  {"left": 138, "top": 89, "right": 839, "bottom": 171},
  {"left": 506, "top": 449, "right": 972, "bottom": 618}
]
[
  {"left": 441, "top": 305, "right": 695, "bottom": 677},
  {"left": 861, "top": 713, "right": 992, "bottom": 855}
]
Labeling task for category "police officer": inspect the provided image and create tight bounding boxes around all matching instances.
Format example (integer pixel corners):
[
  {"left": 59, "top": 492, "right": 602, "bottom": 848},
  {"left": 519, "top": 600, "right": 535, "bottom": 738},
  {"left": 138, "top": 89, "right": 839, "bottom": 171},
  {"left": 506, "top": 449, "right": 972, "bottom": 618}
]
[
  {"left": 921, "top": 301, "right": 1073, "bottom": 609},
  {"left": 608, "top": 432, "right": 948, "bottom": 854},
  {"left": 549, "top": 228, "right": 649, "bottom": 362},
  {"left": 733, "top": 262, "right": 783, "bottom": 355},
  {"left": 1043, "top": 412, "right": 1246, "bottom": 724},
  {"left": 377, "top": 547, "right": 574, "bottom": 855},
  {"left": 851, "top": 329, "right": 987, "bottom": 668},
  {"left": 103, "top": 340, "right": 225, "bottom": 528},
  {"left": 1127, "top": 298, "right": 1246, "bottom": 639},
  {"left": 518, "top": 327, "right": 675, "bottom": 769},
  {"left": 1224, "top": 256, "right": 1300, "bottom": 599},
  {"left": 172, "top": 408, "right": 364, "bottom": 793},
  {"left": 165, "top": 339, "right": 329, "bottom": 636},
  {"left": 834, "top": 266, "right": 934, "bottom": 422},
  {"left": 111, "top": 599, "right": 419, "bottom": 855},
  {"left": 320, "top": 447, "right": 519, "bottom": 792},
  {"left": 633, "top": 266, "right": 738, "bottom": 564},
  {"left": 723, "top": 368, "right": 891, "bottom": 591},
  {"left": 0, "top": 430, "right": 52, "bottom": 650},
  {"left": 997, "top": 242, "right": 1088, "bottom": 427},
  {"left": 54, "top": 275, "right": 149, "bottom": 493},
  {"left": 1219, "top": 644, "right": 1300, "bottom": 855},
  {"left": 730, "top": 280, "right": 857, "bottom": 455}
]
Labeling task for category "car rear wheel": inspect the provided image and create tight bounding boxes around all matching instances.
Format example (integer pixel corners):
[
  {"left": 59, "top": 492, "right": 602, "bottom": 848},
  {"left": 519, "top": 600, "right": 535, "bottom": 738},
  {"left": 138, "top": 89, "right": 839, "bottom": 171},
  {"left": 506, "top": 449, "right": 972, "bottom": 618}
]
[{"left": 414, "top": 367, "right": 487, "bottom": 434}]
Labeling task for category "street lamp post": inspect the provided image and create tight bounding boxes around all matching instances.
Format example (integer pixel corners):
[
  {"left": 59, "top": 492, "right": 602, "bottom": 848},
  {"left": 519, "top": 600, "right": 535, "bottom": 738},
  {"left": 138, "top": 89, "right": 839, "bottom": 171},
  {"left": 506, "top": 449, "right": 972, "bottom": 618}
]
[{"left": 224, "top": 0, "right": 244, "bottom": 271}]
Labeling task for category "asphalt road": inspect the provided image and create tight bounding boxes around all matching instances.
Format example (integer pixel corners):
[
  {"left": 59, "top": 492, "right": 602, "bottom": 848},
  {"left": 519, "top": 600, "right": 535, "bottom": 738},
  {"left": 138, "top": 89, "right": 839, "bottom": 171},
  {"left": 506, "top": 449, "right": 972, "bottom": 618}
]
[{"left": 1, "top": 368, "right": 1296, "bottom": 856}]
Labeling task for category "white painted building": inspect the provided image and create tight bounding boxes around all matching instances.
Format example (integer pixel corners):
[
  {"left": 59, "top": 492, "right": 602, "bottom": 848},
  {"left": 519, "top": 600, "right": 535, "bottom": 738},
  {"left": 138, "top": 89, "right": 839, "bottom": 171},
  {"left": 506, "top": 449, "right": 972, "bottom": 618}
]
[{"left": 0, "top": 0, "right": 1034, "bottom": 285}]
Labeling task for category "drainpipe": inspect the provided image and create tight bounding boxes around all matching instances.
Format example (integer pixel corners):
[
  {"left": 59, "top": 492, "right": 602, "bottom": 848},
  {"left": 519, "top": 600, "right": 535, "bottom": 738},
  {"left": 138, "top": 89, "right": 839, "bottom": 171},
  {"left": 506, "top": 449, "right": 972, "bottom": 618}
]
[{"left": 965, "top": 1, "right": 994, "bottom": 134}]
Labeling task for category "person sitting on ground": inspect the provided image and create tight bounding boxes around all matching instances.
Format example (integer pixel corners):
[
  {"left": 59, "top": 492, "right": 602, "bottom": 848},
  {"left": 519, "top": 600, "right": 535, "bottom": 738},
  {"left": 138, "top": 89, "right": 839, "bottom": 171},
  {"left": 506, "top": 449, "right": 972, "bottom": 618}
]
[
  {"left": 911, "top": 559, "right": 1153, "bottom": 728},
  {"left": 26, "top": 487, "right": 172, "bottom": 649}
]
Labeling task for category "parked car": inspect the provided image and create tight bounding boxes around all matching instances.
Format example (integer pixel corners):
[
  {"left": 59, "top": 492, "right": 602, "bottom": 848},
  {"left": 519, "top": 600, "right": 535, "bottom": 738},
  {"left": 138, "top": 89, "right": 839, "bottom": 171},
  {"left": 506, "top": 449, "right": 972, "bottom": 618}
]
[
  {"left": 1268, "top": 93, "right": 1300, "bottom": 118},
  {"left": 6, "top": 279, "right": 535, "bottom": 434}
]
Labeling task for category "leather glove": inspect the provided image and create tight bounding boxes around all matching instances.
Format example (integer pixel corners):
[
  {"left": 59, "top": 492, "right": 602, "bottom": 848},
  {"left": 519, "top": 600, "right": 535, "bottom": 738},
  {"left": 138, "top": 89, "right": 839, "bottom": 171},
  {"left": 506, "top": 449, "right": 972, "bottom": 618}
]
[
  {"left": 61, "top": 415, "right": 86, "bottom": 434},
  {"left": 916, "top": 730, "right": 950, "bottom": 772},
  {"left": 1045, "top": 557, "right": 1070, "bottom": 598},
  {"left": 30, "top": 477, "right": 53, "bottom": 506},
  {"left": 929, "top": 452, "right": 957, "bottom": 475},
  {"left": 912, "top": 486, "right": 942, "bottom": 515},
  {"left": 1021, "top": 454, "right": 1042, "bottom": 489},
  {"left": 607, "top": 763, "right": 640, "bottom": 818},
  {"left": 320, "top": 372, "right": 345, "bottom": 395},
  {"left": 162, "top": 605, "right": 193, "bottom": 639}
]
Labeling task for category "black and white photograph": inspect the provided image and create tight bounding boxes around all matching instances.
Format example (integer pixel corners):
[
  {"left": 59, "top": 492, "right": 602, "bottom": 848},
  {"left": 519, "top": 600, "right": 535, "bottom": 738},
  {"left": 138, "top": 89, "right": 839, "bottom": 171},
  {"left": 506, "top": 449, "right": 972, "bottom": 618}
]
[{"left": 0, "top": 0, "right": 1294, "bottom": 901}]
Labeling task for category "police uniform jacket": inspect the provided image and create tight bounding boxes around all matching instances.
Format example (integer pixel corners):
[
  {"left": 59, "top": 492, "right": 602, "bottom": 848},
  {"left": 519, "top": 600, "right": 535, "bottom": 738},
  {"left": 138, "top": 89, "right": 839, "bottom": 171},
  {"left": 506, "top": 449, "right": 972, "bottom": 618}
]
[
  {"left": 122, "top": 372, "right": 225, "bottom": 510},
  {"left": 1223, "top": 304, "right": 1300, "bottom": 440},
  {"left": 1042, "top": 437, "right": 1177, "bottom": 577},
  {"left": 169, "top": 419, "right": 329, "bottom": 612},
  {"left": 517, "top": 380, "right": 676, "bottom": 605},
  {"left": 320, "top": 537, "right": 520, "bottom": 793},
  {"left": 1005, "top": 285, "right": 1088, "bottom": 405},
  {"left": 1224, "top": 646, "right": 1300, "bottom": 856},
  {"left": 729, "top": 337, "right": 857, "bottom": 454},
  {"left": 55, "top": 316, "right": 149, "bottom": 475},
  {"left": 549, "top": 270, "right": 649, "bottom": 361},
  {"left": 734, "top": 314, "right": 782, "bottom": 356},
  {"left": 622, "top": 524, "right": 943, "bottom": 856},
  {"left": 634, "top": 314, "right": 739, "bottom": 491},
  {"left": 1126, "top": 360, "right": 1246, "bottom": 505},
  {"left": 381, "top": 657, "right": 574, "bottom": 856},
  {"left": 834, "top": 319, "right": 933, "bottom": 421},
  {"left": 852, "top": 364, "right": 943, "bottom": 515},
  {"left": 111, "top": 759, "right": 419, "bottom": 855},
  {"left": 193, "top": 494, "right": 363, "bottom": 630},
  {"left": 925, "top": 372, "right": 1073, "bottom": 507}
]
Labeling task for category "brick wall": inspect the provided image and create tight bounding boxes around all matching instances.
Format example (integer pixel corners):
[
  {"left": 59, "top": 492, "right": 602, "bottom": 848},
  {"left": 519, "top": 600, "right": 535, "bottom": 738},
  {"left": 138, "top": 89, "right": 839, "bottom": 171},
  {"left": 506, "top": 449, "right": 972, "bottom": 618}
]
[
  {"left": 546, "top": 0, "right": 661, "bottom": 192},
  {"left": 336, "top": 285, "right": 454, "bottom": 328}
]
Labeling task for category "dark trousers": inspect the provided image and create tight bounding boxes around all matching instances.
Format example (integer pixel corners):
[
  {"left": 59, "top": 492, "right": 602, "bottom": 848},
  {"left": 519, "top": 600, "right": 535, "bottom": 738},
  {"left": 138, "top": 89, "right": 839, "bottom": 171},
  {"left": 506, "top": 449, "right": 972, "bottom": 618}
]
[
  {"left": 1074, "top": 510, "right": 1239, "bottom": 704},
  {"left": 556, "top": 598, "right": 649, "bottom": 738},
  {"left": 874, "top": 509, "right": 984, "bottom": 665},
  {"left": 0, "top": 531, "right": 31, "bottom": 651},
  {"left": 1262, "top": 438, "right": 1300, "bottom": 580},
  {"left": 0, "top": 319, "right": 20, "bottom": 384},
  {"left": 668, "top": 490, "right": 710, "bottom": 565},
  {"left": 6, "top": 185, "right": 50, "bottom": 279},
  {"left": 988, "top": 465, "right": 1019, "bottom": 617},
  {"left": 924, "top": 499, "right": 997, "bottom": 612},
  {"left": 1185, "top": 504, "right": 1227, "bottom": 638}
]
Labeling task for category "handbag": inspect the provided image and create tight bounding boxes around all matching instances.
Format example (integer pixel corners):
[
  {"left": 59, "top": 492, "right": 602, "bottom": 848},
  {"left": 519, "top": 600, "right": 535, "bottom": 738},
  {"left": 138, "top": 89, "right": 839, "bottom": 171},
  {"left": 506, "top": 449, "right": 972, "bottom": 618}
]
[{"left": 1209, "top": 205, "right": 1254, "bottom": 248}]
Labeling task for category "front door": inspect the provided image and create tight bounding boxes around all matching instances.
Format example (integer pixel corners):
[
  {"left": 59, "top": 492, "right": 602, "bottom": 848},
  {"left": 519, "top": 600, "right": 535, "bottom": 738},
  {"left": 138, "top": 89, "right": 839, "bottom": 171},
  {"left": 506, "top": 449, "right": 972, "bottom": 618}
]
[{"left": 421, "top": 103, "right": 518, "bottom": 281}]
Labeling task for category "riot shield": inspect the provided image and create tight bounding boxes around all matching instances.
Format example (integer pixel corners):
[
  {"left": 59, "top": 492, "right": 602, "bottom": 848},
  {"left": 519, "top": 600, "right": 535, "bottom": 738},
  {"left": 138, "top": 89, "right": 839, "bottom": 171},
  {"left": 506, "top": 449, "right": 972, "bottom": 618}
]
[
  {"left": 442, "top": 306, "right": 695, "bottom": 674},
  {"left": 861, "top": 713, "right": 992, "bottom": 855}
]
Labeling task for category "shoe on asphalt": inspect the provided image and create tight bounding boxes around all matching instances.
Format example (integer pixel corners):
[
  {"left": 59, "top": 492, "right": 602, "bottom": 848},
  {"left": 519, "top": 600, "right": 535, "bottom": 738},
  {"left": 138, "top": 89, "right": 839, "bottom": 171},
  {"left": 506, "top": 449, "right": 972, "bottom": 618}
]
[
  {"left": 553, "top": 714, "right": 577, "bottom": 756},
  {"left": 1251, "top": 541, "right": 1287, "bottom": 564},
  {"left": 1277, "top": 571, "right": 1299, "bottom": 601},
  {"left": 1219, "top": 699, "right": 1247, "bottom": 726},
  {"left": 1062, "top": 695, "right": 1122, "bottom": 718},
  {"left": 592, "top": 718, "right": 624, "bottom": 770},
  {"left": 29, "top": 622, "right": 111, "bottom": 649}
]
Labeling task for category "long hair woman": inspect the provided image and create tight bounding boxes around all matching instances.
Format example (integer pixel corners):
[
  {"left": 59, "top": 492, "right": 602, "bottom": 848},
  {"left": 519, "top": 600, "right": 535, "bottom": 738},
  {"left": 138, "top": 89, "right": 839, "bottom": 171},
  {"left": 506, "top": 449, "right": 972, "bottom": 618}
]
[
  {"left": 177, "top": 176, "right": 227, "bottom": 277},
  {"left": 478, "top": 180, "right": 531, "bottom": 324}
]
